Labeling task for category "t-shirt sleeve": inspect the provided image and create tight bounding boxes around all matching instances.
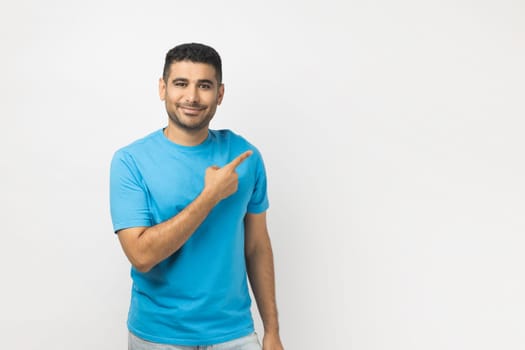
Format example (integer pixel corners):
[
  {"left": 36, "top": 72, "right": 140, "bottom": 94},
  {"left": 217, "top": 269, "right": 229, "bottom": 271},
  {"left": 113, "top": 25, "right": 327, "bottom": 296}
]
[
  {"left": 109, "top": 150, "right": 152, "bottom": 233},
  {"left": 246, "top": 149, "right": 269, "bottom": 214}
]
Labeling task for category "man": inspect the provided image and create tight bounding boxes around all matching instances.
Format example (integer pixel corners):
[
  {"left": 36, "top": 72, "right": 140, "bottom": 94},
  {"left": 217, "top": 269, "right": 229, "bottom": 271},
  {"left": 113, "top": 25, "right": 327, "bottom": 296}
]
[{"left": 110, "top": 43, "right": 284, "bottom": 350}]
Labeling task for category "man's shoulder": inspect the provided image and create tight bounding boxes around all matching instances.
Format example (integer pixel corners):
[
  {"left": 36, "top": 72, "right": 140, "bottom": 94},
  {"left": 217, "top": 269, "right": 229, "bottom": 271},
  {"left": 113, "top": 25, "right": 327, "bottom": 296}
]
[
  {"left": 211, "top": 128, "right": 241, "bottom": 139},
  {"left": 114, "top": 129, "right": 163, "bottom": 157},
  {"left": 210, "top": 129, "right": 255, "bottom": 149},
  {"left": 210, "top": 129, "right": 266, "bottom": 168}
]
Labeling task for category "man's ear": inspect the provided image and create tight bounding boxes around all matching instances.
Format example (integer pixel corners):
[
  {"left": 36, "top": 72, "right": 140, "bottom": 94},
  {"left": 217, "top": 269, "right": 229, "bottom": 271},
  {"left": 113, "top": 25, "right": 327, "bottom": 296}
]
[
  {"left": 217, "top": 83, "right": 225, "bottom": 105},
  {"left": 159, "top": 78, "right": 166, "bottom": 101}
]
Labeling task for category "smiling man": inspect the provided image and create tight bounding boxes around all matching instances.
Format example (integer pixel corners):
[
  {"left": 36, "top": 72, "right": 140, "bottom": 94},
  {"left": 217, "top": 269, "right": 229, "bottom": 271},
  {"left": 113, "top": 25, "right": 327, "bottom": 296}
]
[{"left": 110, "top": 43, "right": 284, "bottom": 350}]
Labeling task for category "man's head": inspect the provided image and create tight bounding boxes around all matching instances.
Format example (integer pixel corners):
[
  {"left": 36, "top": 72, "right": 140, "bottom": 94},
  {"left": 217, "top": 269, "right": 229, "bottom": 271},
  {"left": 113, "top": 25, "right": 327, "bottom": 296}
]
[
  {"left": 159, "top": 43, "right": 225, "bottom": 137},
  {"left": 163, "top": 43, "right": 222, "bottom": 84}
]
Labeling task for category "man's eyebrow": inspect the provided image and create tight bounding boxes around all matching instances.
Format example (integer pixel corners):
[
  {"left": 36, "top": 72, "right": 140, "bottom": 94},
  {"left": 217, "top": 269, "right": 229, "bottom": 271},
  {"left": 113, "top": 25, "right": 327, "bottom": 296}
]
[
  {"left": 171, "top": 78, "right": 215, "bottom": 86},
  {"left": 197, "top": 79, "right": 215, "bottom": 86}
]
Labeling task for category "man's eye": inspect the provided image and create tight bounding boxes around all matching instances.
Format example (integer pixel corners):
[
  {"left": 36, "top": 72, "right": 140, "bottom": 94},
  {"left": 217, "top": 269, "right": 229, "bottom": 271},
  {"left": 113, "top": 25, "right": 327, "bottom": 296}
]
[
  {"left": 199, "top": 84, "right": 212, "bottom": 89},
  {"left": 174, "top": 82, "right": 187, "bottom": 87}
]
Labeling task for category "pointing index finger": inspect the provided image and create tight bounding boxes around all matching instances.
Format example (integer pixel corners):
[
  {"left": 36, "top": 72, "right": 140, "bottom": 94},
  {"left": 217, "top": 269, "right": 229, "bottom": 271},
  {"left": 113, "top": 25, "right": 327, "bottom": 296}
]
[{"left": 226, "top": 150, "right": 253, "bottom": 170}]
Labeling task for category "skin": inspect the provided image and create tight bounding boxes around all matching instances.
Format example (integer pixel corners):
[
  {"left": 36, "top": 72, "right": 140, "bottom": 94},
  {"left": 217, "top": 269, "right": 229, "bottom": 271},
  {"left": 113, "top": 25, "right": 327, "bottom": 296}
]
[
  {"left": 159, "top": 60, "right": 224, "bottom": 146},
  {"left": 117, "top": 60, "right": 284, "bottom": 349}
]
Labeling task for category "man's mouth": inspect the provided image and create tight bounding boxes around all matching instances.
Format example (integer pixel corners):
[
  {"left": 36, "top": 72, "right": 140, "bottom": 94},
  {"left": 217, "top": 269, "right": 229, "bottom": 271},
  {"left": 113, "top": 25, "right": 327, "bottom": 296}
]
[
  {"left": 177, "top": 103, "right": 206, "bottom": 110},
  {"left": 176, "top": 103, "right": 206, "bottom": 116}
]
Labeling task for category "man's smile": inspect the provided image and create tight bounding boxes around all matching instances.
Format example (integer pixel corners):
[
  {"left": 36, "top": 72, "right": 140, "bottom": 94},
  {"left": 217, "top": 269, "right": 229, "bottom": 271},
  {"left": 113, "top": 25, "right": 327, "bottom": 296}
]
[{"left": 176, "top": 103, "right": 207, "bottom": 116}]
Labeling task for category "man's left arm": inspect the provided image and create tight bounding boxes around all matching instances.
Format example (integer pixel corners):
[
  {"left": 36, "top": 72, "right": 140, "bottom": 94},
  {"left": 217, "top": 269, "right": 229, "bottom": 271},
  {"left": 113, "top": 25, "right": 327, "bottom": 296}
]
[{"left": 245, "top": 211, "right": 284, "bottom": 350}]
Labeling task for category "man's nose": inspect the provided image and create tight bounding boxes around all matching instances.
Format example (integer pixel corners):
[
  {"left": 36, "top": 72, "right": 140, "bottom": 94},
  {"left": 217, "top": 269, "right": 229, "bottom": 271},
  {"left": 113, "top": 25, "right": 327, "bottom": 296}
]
[{"left": 185, "top": 85, "right": 199, "bottom": 103}]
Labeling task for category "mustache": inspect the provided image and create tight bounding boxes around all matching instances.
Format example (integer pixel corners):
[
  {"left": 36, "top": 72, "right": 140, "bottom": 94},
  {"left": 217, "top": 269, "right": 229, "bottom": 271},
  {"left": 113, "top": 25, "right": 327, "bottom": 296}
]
[{"left": 176, "top": 102, "right": 207, "bottom": 109}]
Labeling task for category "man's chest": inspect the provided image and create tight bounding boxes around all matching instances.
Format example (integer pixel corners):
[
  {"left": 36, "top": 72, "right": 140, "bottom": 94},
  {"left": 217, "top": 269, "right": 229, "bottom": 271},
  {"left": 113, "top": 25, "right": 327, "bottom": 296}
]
[{"left": 138, "top": 155, "right": 254, "bottom": 222}]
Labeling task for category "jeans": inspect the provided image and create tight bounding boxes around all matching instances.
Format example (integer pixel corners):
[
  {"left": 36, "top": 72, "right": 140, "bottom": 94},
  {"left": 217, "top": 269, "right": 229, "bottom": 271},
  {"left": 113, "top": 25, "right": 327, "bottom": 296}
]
[{"left": 129, "top": 332, "right": 262, "bottom": 350}]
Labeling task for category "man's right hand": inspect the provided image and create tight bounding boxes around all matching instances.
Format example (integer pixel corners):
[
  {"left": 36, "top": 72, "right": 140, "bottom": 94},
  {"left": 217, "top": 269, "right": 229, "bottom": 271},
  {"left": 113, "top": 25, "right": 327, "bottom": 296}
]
[{"left": 203, "top": 150, "right": 253, "bottom": 203}]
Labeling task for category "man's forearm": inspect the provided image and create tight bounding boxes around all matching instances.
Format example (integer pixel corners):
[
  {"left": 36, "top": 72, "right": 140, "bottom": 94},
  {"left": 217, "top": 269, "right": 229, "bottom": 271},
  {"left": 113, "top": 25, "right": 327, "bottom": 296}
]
[
  {"left": 246, "top": 239, "right": 280, "bottom": 334},
  {"left": 119, "top": 151, "right": 253, "bottom": 273},
  {"left": 132, "top": 189, "right": 219, "bottom": 272}
]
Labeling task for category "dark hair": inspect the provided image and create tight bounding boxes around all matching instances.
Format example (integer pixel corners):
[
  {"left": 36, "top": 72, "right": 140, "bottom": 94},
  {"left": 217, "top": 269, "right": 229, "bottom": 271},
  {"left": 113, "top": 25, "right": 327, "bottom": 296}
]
[{"left": 163, "top": 43, "right": 222, "bottom": 84}]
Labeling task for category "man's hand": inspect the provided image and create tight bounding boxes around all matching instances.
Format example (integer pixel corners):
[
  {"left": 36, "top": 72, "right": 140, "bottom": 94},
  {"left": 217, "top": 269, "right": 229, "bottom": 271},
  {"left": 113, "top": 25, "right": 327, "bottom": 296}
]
[
  {"left": 263, "top": 332, "right": 284, "bottom": 350},
  {"left": 203, "top": 150, "right": 252, "bottom": 203}
]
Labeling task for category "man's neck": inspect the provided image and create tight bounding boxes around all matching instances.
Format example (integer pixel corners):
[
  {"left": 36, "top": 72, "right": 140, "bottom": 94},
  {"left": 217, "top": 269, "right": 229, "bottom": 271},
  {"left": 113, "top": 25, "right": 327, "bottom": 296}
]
[{"left": 164, "top": 124, "right": 209, "bottom": 146}]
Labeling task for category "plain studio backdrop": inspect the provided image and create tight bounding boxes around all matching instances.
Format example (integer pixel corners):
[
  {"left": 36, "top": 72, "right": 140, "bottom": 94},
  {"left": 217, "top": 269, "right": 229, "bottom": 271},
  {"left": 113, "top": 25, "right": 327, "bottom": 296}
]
[{"left": 1, "top": 0, "right": 523, "bottom": 349}]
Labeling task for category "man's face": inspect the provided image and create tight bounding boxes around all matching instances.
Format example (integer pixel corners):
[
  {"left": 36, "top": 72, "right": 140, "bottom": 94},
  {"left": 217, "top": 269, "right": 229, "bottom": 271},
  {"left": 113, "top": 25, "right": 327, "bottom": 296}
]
[{"left": 159, "top": 60, "right": 224, "bottom": 132}]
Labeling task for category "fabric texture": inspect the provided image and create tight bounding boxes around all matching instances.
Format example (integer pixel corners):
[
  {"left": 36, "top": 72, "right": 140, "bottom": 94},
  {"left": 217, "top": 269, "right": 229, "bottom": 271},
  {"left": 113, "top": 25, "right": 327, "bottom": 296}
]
[
  {"left": 110, "top": 129, "right": 269, "bottom": 346},
  {"left": 128, "top": 332, "right": 262, "bottom": 350}
]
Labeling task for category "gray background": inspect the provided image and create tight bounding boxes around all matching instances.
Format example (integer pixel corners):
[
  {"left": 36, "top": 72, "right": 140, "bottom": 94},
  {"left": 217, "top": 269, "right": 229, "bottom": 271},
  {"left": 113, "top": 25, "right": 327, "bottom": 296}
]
[{"left": 1, "top": 0, "right": 524, "bottom": 349}]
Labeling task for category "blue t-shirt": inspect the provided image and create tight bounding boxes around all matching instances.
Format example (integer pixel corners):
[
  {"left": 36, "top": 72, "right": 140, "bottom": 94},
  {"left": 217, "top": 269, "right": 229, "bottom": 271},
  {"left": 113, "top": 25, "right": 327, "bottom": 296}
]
[{"left": 109, "top": 129, "right": 269, "bottom": 345}]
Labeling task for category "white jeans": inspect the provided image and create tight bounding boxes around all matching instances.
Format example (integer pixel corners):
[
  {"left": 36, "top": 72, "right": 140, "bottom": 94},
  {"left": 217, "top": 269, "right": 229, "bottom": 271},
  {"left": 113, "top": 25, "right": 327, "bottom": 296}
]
[{"left": 128, "top": 332, "right": 262, "bottom": 350}]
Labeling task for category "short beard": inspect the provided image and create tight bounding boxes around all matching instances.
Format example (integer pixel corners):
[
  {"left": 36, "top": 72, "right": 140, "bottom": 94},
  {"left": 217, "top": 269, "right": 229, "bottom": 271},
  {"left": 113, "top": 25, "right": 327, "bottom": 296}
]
[{"left": 166, "top": 109, "right": 213, "bottom": 132}]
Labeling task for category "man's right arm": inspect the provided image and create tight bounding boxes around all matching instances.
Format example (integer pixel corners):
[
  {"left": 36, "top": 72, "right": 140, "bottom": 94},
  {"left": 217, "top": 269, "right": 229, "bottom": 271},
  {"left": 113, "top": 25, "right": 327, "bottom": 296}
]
[{"left": 117, "top": 150, "right": 252, "bottom": 273}]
